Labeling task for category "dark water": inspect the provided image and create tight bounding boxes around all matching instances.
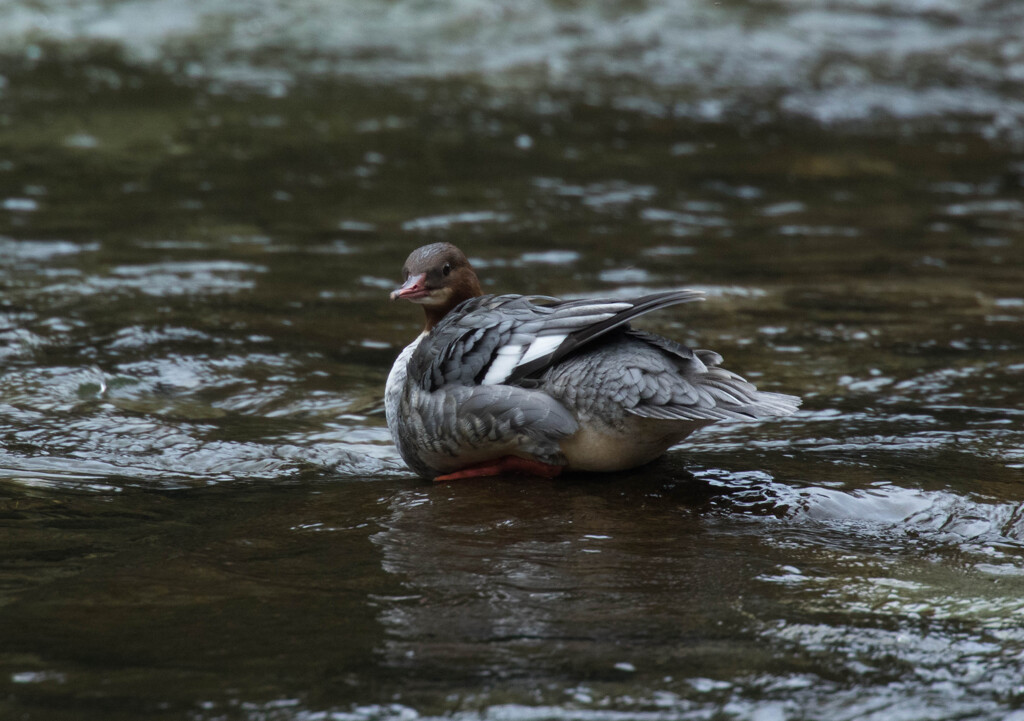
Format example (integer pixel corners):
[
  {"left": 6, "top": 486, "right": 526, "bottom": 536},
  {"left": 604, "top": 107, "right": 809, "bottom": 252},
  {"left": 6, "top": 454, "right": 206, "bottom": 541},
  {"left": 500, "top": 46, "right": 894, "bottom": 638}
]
[{"left": 3, "top": 3, "right": 1024, "bottom": 720}]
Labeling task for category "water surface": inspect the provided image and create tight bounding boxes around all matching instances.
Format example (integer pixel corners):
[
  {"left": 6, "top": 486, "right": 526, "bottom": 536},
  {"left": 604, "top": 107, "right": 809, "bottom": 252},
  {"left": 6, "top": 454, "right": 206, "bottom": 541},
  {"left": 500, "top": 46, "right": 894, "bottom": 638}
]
[{"left": 2, "top": 2, "right": 1024, "bottom": 720}]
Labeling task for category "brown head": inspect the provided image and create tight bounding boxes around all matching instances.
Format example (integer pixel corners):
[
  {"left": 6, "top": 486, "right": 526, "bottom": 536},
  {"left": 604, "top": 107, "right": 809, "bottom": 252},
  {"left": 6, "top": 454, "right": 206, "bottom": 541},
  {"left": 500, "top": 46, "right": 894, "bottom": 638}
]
[{"left": 390, "top": 242, "right": 483, "bottom": 330}]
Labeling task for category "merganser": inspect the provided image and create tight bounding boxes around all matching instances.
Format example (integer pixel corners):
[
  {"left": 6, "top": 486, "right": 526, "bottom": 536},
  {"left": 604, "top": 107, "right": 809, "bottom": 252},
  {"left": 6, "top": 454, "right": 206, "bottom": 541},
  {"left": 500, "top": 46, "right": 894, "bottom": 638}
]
[{"left": 385, "top": 242, "right": 800, "bottom": 481}]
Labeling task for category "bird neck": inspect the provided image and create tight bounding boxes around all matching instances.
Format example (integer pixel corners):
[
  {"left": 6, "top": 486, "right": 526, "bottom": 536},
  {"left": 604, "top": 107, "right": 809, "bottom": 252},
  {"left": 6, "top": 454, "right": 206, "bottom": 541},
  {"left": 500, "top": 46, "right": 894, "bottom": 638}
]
[{"left": 422, "top": 272, "right": 483, "bottom": 331}]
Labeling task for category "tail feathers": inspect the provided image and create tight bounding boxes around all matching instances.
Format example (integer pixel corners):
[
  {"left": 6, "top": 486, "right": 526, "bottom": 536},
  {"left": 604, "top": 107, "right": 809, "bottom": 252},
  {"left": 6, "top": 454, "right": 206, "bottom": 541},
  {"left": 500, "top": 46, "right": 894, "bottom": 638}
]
[
  {"left": 744, "top": 390, "right": 802, "bottom": 417},
  {"left": 509, "top": 290, "right": 705, "bottom": 382}
]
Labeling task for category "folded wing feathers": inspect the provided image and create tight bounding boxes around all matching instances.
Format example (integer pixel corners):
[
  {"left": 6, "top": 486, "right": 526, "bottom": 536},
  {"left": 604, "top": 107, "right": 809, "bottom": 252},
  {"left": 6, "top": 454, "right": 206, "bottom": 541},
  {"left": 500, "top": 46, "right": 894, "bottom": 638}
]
[
  {"left": 442, "top": 293, "right": 692, "bottom": 388},
  {"left": 506, "top": 290, "right": 705, "bottom": 383},
  {"left": 421, "top": 291, "right": 705, "bottom": 389}
]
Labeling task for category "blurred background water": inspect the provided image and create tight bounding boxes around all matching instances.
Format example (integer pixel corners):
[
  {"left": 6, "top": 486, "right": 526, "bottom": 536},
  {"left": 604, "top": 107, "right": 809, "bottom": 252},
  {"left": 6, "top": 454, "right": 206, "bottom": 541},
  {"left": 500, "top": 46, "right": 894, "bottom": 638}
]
[{"left": 1, "top": 1, "right": 1024, "bottom": 720}]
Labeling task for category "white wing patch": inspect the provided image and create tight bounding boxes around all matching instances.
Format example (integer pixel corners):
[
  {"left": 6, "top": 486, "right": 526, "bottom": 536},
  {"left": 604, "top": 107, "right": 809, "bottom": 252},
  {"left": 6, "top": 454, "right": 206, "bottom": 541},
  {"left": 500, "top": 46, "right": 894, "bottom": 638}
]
[
  {"left": 480, "top": 344, "right": 523, "bottom": 385},
  {"left": 480, "top": 335, "right": 567, "bottom": 386},
  {"left": 519, "top": 335, "right": 566, "bottom": 365}
]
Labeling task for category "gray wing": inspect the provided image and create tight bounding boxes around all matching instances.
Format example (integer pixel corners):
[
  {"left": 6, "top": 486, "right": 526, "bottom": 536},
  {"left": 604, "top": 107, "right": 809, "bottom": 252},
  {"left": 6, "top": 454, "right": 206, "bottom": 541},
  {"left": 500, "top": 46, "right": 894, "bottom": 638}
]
[{"left": 408, "top": 291, "right": 706, "bottom": 391}]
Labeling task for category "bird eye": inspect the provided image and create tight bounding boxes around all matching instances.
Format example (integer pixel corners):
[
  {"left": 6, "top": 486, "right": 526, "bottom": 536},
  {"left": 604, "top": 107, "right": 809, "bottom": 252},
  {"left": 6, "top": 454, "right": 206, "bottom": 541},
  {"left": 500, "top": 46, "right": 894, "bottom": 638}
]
[{"left": 442, "top": 263, "right": 452, "bottom": 276}]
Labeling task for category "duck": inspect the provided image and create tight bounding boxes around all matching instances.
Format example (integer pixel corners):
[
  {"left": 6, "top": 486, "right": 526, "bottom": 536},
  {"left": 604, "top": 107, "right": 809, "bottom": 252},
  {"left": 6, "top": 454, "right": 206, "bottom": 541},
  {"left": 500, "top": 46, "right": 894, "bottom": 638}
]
[{"left": 385, "top": 242, "right": 800, "bottom": 481}]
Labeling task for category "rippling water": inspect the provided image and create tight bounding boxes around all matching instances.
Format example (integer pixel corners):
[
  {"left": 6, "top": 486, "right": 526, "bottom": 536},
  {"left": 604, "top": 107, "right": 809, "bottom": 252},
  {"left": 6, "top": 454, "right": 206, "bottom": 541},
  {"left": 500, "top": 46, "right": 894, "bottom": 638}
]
[
  {"left": 2, "top": 2, "right": 1024, "bottom": 720},
  {"left": 5, "top": 0, "right": 1024, "bottom": 138}
]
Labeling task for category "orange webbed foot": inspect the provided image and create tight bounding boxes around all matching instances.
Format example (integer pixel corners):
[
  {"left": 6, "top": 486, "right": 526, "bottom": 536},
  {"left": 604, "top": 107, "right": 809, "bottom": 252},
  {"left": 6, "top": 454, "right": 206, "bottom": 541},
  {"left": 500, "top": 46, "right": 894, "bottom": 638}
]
[{"left": 433, "top": 456, "right": 563, "bottom": 482}]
